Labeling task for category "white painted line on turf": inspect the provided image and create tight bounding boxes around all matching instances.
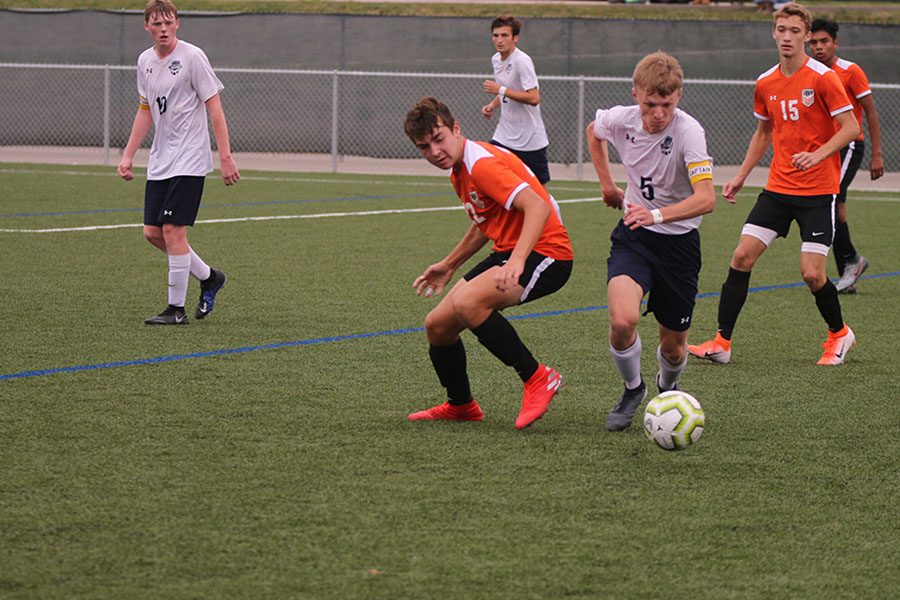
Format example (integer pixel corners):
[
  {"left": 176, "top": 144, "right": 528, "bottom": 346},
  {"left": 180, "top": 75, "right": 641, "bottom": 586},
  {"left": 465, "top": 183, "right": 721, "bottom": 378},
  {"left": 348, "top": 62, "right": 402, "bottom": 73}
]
[{"left": 0, "top": 197, "right": 601, "bottom": 233}]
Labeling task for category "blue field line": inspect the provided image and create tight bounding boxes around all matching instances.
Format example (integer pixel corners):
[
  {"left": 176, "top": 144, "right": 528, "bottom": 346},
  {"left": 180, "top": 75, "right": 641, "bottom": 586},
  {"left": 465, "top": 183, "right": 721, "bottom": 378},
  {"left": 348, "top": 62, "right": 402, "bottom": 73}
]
[
  {"left": 2, "top": 271, "right": 897, "bottom": 382},
  {"left": 0, "top": 191, "right": 452, "bottom": 219}
]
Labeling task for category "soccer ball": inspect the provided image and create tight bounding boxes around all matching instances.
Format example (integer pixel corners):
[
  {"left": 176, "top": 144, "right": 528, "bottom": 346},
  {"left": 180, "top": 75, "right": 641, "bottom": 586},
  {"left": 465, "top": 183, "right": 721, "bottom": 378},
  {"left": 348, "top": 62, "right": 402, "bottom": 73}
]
[{"left": 643, "top": 390, "right": 705, "bottom": 451}]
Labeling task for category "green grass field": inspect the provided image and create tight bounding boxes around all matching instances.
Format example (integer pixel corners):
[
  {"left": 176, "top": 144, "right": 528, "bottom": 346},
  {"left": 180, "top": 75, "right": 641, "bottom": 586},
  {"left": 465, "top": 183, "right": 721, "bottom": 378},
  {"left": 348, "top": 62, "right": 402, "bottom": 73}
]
[{"left": 1, "top": 164, "right": 898, "bottom": 598}]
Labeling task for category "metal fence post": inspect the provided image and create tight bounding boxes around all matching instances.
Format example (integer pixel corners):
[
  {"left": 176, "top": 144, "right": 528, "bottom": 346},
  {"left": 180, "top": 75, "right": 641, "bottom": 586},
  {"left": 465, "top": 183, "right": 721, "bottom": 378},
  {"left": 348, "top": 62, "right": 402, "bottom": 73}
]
[
  {"left": 103, "top": 64, "right": 110, "bottom": 165},
  {"left": 331, "top": 70, "right": 339, "bottom": 173},
  {"left": 576, "top": 76, "right": 585, "bottom": 181}
]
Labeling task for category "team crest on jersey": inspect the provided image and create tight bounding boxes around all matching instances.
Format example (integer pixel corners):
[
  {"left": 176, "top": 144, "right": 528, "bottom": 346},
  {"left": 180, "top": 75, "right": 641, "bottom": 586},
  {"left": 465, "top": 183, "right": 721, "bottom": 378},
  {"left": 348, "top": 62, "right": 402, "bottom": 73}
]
[
  {"left": 468, "top": 190, "right": 485, "bottom": 208},
  {"left": 168, "top": 60, "right": 183, "bottom": 76},
  {"left": 660, "top": 136, "right": 674, "bottom": 156},
  {"left": 801, "top": 88, "right": 815, "bottom": 107},
  {"left": 505, "top": 64, "right": 513, "bottom": 74}
]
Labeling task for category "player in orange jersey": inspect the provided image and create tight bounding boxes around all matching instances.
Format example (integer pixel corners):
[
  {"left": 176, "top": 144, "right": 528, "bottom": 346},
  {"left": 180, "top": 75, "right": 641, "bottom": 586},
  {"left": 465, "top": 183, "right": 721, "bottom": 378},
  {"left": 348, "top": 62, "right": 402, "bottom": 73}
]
[
  {"left": 688, "top": 3, "right": 859, "bottom": 366},
  {"left": 403, "top": 97, "right": 573, "bottom": 429},
  {"left": 809, "top": 18, "right": 885, "bottom": 294}
]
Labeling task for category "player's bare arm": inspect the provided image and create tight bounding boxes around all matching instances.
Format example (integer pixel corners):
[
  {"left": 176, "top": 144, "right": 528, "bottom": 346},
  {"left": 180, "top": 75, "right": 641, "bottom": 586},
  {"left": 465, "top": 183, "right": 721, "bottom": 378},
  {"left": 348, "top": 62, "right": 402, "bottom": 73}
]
[
  {"left": 206, "top": 94, "right": 240, "bottom": 186},
  {"left": 482, "top": 81, "right": 541, "bottom": 106},
  {"left": 723, "top": 119, "right": 773, "bottom": 203},
  {"left": 791, "top": 110, "right": 859, "bottom": 171},
  {"left": 586, "top": 123, "right": 625, "bottom": 209},
  {"left": 493, "top": 188, "right": 551, "bottom": 292},
  {"left": 624, "top": 179, "right": 715, "bottom": 231},
  {"left": 413, "top": 224, "right": 489, "bottom": 298},
  {"left": 858, "top": 94, "right": 884, "bottom": 179},
  {"left": 117, "top": 107, "right": 153, "bottom": 181}
]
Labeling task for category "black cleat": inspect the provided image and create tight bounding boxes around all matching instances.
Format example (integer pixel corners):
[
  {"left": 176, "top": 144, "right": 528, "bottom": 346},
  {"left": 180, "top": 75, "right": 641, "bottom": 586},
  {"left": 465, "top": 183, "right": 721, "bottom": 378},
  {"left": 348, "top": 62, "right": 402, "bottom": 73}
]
[
  {"left": 607, "top": 380, "right": 647, "bottom": 432},
  {"left": 145, "top": 305, "right": 188, "bottom": 325},
  {"left": 196, "top": 268, "right": 226, "bottom": 320},
  {"left": 655, "top": 371, "right": 682, "bottom": 396}
]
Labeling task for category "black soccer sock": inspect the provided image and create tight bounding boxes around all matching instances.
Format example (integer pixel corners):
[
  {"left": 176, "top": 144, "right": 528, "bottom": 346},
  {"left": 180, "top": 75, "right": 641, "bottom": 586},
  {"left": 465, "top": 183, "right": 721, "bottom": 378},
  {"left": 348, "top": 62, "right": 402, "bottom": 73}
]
[
  {"left": 428, "top": 339, "right": 473, "bottom": 405},
  {"left": 813, "top": 279, "right": 845, "bottom": 333},
  {"left": 472, "top": 311, "right": 540, "bottom": 383},
  {"left": 717, "top": 267, "right": 752, "bottom": 341},
  {"left": 832, "top": 220, "right": 857, "bottom": 276}
]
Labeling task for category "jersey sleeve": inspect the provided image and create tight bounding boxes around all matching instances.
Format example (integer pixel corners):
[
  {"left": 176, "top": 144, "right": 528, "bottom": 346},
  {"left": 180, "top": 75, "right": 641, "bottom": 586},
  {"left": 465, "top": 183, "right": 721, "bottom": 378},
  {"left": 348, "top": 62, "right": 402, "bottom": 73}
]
[
  {"left": 681, "top": 119, "right": 713, "bottom": 185},
  {"left": 820, "top": 69, "right": 853, "bottom": 116},
  {"left": 190, "top": 48, "right": 225, "bottom": 103},
  {"left": 848, "top": 64, "right": 872, "bottom": 100},
  {"left": 753, "top": 81, "right": 770, "bottom": 121},
  {"left": 471, "top": 156, "right": 531, "bottom": 211},
  {"left": 518, "top": 54, "right": 540, "bottom": 91},
  {"left": 591, "top": 107, "right": 618, "bottom": 141},
  {"left": 136, "top": 58, "right": 149, "bottom": 110}
]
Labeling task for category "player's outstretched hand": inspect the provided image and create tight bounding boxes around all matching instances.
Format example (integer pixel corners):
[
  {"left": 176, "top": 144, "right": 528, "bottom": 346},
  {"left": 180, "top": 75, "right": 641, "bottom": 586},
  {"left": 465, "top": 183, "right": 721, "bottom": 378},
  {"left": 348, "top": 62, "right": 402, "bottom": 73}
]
[
  {"left": 601, "top": 186, "right": 625, "bottom": 209},
  {"left": 221, "top": 156, "right": 240, "bottom": 186},
  {"left": 722, "top": 176, "right": 744, "bottom": 204},
  {"left": 413, "top": 262, "right": 453, "bottom": 298},
  {"left": 117, "top": 158, "right": 133, "bottom": 181}
]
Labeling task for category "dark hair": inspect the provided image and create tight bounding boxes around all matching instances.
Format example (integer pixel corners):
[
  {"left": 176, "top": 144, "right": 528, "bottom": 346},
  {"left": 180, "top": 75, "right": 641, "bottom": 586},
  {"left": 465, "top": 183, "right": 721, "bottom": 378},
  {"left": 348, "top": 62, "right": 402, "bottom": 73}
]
[
  {"left": 404, "top": 97, "right": 456, "bottom": 142},
  {"left": 491, "top": 16, "right": 521, "bottom": 37},
  {"left": 810, "top": 18, "right": 839, "bottom": 40}
]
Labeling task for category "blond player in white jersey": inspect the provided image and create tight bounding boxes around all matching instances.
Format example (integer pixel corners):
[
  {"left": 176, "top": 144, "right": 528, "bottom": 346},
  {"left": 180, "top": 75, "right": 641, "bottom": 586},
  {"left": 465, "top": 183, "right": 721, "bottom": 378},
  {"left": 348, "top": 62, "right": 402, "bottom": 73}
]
[
  {"left": 481, "top": 16, "right": 551, "bottom": 184},
  {"left": 587, "top": 52, "right": 716, "bottom": 432},
  {"left": 118, "top": 0, "right": 239, "bottom": 325}
]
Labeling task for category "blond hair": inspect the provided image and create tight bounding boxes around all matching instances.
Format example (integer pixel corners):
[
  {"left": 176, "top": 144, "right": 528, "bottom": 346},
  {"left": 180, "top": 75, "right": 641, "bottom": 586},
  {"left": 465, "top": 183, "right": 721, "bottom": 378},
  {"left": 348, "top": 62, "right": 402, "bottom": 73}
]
[
  {"left": 633, "top": 52, "right": 683, "bottom": 97},
  {"left": 774, "top": 2, "right": 812, "bottom": 32}
]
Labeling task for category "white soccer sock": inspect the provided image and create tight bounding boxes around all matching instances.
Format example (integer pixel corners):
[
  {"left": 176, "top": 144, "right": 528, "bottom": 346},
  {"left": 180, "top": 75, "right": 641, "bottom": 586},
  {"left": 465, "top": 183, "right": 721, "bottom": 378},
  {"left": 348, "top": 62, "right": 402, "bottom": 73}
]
[
  {"left": 610, "top": 334, "right": 642, "bottom": 390},
  {"left": 657, "top": 345, "right": 687, "bottom": 391},
  {"left": 189, "top": 247, "right": 211, "bottom": 281},
  {"left": 167, "top": 252, "right": 191, "bottom": 307}
]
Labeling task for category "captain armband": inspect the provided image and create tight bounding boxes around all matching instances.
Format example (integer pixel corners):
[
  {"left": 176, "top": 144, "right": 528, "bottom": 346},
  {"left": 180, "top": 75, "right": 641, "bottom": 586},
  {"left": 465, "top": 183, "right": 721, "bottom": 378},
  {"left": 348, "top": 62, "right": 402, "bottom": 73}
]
[
  {"left": 688, "top": 160, "right": 713, "bottom": 184},
  {"left": 139, "top": 96, "right": 150, "bottom": 111}
]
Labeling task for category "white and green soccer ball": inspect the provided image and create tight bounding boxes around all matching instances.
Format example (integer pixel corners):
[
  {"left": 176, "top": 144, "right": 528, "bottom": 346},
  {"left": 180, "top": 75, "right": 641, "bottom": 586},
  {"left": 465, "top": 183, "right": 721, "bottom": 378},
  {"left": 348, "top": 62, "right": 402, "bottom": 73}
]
[{"left": 643, "top": 390, "right": 705, "bottom": 451}]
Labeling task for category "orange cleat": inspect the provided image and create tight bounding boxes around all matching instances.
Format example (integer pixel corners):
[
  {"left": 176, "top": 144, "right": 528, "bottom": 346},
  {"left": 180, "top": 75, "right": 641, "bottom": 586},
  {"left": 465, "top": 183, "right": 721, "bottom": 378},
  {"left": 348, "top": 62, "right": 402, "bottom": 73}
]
[
  {"left": 408, "top": 400, "right": 484, "bottom": 421},
  {"left": 687, "top": 332, "right": 732, "bottom": 364},
  {"left": 817, "top": 325, "right": 856, "bottom": 366},
  {"left": 515, "top": 365, "right": 563, "bottom": 430}
]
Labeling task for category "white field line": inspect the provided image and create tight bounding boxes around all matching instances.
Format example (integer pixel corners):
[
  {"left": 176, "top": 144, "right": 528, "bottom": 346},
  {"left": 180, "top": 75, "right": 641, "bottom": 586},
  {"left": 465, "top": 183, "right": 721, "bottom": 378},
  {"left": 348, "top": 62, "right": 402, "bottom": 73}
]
[
  {"left": 0, "top": 197, "right": 600, "bottom": 234},
  {"left": 0, "top": 167, "right": 596, "bottom": 192}
]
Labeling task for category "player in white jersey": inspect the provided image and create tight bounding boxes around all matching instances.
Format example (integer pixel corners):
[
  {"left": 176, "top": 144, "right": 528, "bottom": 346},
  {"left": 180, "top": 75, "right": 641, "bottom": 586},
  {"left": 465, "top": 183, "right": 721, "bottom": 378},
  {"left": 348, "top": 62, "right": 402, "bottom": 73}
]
[
  {"left": 118, "top": 0, "right": 239, "bottom": 325},
  {"left": 481, "top": 16, "right": 551, "bottom": 184},
  {"left": 587, "top": 52, "right": 715, "bottom": 432}
]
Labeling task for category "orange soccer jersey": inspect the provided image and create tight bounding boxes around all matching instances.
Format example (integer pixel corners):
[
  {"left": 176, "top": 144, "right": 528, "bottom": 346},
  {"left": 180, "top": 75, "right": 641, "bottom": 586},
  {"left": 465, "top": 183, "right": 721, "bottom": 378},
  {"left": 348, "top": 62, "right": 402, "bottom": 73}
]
[
  {"left": 450, "top": 140, "right": 573, "bottom": 261},
  {"left": 831, "top": 58, "right": 872, "bottom": 142},
  {"left": 753, "top": 57, "right": 853, "bottom": 196}
]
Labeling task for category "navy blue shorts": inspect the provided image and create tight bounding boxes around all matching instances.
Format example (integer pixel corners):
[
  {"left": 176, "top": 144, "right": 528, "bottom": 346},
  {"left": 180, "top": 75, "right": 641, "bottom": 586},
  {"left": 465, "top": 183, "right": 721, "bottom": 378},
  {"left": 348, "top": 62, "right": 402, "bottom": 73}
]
[
  {"left": 606, "top": 220, "right": 700, "bottom": 332},
  {"left": 464, "top": 250, "right": 572, "bottom": 305},
  {"left": 490, "top": 140, "right": 550, "bottom": 184},
  {"left": 144, "top": 176, "right": 205, "bottom": 227}
]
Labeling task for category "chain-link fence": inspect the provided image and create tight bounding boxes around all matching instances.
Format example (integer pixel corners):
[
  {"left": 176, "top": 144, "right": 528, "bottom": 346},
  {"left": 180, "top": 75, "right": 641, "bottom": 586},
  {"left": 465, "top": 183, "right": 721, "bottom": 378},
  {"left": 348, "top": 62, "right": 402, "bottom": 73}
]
[{"left": 2, "top": 62, "right": 899, "bottom": 172}]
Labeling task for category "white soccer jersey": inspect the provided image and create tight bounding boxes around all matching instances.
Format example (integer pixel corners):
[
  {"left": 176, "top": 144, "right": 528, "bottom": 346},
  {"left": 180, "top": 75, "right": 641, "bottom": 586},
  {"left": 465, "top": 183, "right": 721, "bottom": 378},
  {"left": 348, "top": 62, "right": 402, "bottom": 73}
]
[
  {"left": 491, "top": 48, "right": 549, "bottom": 152},
  {"left": 592, "top": 106, "right": 713, "bottom": 235},
  {"left": 136, "top": 40, "right": 224, "bottom": 180}
]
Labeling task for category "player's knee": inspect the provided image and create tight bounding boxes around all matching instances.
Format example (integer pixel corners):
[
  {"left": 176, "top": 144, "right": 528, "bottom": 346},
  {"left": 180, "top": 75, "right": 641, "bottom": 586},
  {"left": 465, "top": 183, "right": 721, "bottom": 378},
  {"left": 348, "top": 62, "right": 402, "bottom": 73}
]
[
  {"left": 609, "top": 313, "right": 639, "bottom": 341},
  {"left": 424, "top": 310, "right": 453, "bottom": 344},
  {"left": 801, "top": 269, "right": 826, "bottom": 290},
  {"left": 143, "top": 226, "right": 163, "bottom": 245},
  {"left": 731, "top": 247, "right": 757, "bottom": 271},
  {"left": 659, "top": 342, "right": 686, "bottom": 365},
  {"left": 450, "top": 292, "right": 485, "bottom": 329}
]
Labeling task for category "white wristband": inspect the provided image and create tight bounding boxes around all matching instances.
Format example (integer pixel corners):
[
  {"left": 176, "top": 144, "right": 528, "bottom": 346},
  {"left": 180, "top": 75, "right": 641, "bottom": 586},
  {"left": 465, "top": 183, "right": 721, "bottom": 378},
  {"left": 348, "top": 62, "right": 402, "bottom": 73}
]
[
  {"left": 650, "top": 209, "right": 664, "bottom": 225},
  {"left": 498, "top": 86, "right": 507, "bottom": 99}
]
